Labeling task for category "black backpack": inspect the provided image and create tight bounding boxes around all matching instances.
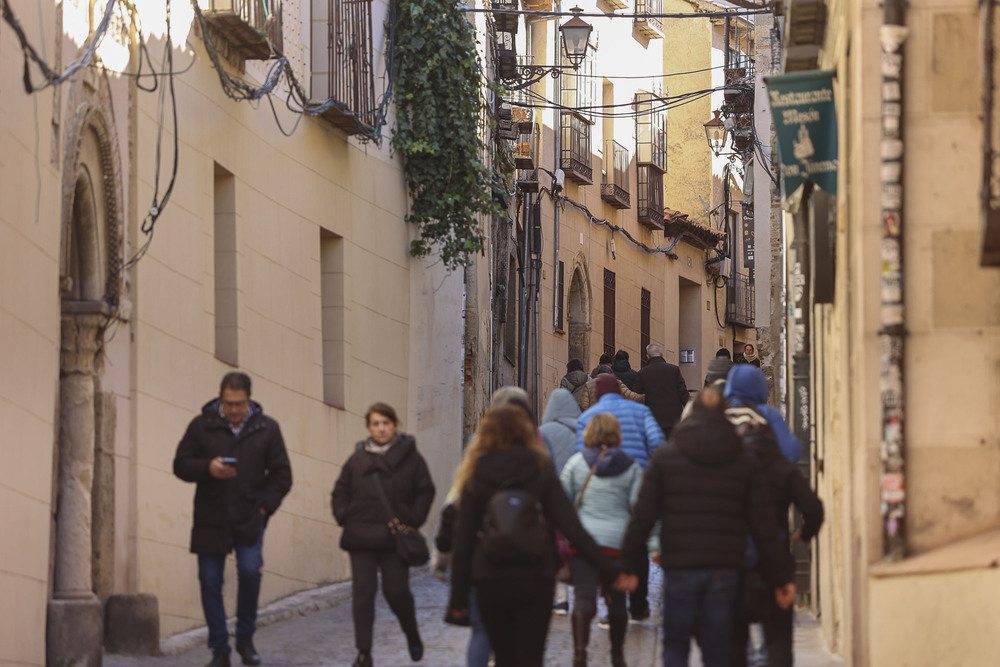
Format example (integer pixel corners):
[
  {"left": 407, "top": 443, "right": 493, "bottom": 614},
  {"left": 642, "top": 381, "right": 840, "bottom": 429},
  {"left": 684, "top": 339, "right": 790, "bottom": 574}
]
[{"left": 479, "top": 486, "right": 550, "bottom": 566}]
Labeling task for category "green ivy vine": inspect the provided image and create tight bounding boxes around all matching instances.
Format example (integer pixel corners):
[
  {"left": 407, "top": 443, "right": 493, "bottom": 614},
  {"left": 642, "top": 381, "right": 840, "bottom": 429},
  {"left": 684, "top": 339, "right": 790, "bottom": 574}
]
[{"left": 392, "top": 0, "right": 502, "bottom": 270}]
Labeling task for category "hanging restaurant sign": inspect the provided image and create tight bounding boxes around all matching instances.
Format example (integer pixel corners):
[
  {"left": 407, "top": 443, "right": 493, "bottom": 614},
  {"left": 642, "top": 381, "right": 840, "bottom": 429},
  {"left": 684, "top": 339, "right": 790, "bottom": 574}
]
[{"left": 764, "top": 70, "right": 838, "bottom": 210}]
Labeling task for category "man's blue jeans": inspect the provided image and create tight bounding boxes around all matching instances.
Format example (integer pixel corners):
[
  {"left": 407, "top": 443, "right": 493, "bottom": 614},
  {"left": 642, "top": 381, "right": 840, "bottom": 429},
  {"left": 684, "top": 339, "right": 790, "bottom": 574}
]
[
  {"left": 662, "top": 569, "right": 740, "bottom": 667},
  {"left": 198, "top": 516, "right": 266, "bottom": 655}
]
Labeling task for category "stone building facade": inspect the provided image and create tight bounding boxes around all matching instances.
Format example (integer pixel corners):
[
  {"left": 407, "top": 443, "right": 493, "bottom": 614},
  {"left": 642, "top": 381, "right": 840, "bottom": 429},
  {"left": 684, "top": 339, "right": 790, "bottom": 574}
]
[
  {"left": 0, "top": 1, "right": 465, "bottom": 664},
  {"left": 477, "top": 0, "right": 761, "bottom": 415},
  {"left": 776, "top": 0, "right": 1000, "bottom": 663}
]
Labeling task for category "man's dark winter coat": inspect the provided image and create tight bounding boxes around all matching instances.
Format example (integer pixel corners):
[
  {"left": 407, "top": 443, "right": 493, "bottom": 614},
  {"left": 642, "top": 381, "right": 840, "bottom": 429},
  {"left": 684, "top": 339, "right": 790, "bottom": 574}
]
[
  {"left": 449, "top": 447, "right": 619, "bottom": 612},
  {"left": 620, "top": 409, "right": 792, "bottom": 588},
  {"left": 633, "top": 356, "right": 689, "bottom": 438},
  {"left": 331, "top": 434, "right": 435, "bottom": 551},
  {"left": 174, "top": 399, "right": 293, "bottom": 554}
]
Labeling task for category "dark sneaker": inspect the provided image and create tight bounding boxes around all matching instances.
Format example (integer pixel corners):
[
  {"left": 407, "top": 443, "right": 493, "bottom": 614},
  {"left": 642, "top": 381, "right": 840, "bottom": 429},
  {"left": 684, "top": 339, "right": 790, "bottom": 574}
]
[
  {"left": 235, "top": 638, "right": 260, "bottom": 666},
  {"left": 553, "top": 600, "right": 570, "bottom": 616},
  {"left": 352, "top": 651, "right": 374, "bottom": 667},
  {"left": 206, "top": 653, "right": 231, "bottom": 667},
  {"left": 409, "top": 640, "right": 424, "bottom": 661}
]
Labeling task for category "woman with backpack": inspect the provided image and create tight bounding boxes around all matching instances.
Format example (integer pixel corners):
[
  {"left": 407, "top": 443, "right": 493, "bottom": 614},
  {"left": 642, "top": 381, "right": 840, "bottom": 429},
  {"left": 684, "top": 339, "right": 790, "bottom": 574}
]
[
  {"left": 331, "top": 403, "right": 436, "bottom": 667},
  {"left": 446, "top": 405, "right": 633, "bottom": 667},
  {"left": 560, "top": 413, "right": 646, "bottom": 667}
]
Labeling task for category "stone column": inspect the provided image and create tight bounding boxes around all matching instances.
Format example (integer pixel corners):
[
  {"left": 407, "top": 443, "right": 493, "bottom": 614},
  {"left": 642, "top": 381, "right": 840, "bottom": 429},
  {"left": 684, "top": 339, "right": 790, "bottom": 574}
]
[{"left": 48, "top": 302, "right": 106, "bottom": 667}]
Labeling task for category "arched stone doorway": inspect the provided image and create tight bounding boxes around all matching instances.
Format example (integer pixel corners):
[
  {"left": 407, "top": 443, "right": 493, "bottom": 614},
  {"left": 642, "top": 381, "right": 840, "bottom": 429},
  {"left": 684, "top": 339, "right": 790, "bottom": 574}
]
[
  {"left": 566, "top": 258, "right": 591, "bottom": 369},
  {"left": 49, "top": 106, "right": 124, "bottom": 667}
]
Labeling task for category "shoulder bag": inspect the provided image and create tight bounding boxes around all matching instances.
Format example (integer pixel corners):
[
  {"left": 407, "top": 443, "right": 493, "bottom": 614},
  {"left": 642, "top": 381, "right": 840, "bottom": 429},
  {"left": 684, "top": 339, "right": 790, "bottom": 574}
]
[
  {"left": 372, "top": 474, "right": 430, "bottom": 567},
  {"left": 556, "top": 449, "right": 603, "bottom": 584}
]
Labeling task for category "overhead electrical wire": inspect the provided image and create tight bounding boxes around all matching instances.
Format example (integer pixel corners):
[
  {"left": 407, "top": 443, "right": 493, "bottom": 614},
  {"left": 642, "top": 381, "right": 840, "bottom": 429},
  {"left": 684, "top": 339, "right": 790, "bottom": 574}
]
[{"left": 1, "top": 0, "right": 117, "bottom": 92}]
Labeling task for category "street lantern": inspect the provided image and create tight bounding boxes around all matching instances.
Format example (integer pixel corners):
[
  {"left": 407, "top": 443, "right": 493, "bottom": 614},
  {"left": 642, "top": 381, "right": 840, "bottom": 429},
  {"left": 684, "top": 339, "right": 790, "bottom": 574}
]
[
  {"left": 704, "top": 110, "right": 729, "bottom": 157},
  {"left": 559, "top": 7, "right": 593, "bottom": 69}
]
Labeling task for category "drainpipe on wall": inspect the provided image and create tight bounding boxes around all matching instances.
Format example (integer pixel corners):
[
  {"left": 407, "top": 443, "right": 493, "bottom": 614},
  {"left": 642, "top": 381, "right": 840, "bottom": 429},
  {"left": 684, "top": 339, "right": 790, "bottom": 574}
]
[
  {"left": 878, "top": 0, "right": 908, "bottom": 561},
  {"left": 552, "top": 1, "right": 563, "bottom": 332}
]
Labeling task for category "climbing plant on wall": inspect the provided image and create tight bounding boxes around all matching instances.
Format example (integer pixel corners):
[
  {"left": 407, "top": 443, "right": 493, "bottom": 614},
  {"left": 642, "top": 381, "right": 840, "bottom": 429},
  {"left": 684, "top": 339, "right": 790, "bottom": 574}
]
[{"left": 392, "top": 0, "right": 501, "bottom": 270}]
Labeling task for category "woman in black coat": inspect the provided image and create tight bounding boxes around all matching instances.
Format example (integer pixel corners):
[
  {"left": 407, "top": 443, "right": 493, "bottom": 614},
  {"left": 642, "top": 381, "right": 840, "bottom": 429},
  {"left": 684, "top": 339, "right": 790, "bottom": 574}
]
[
  {"left": 447, "top": 405, "right": 632, "bottom": 667},
  {"left": 332, "top": 403, "right": 435, "bottom": 667}
]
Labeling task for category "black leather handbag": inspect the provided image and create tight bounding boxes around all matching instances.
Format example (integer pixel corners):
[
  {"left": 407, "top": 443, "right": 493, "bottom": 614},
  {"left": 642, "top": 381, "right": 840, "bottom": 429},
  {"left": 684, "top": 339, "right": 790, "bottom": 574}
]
[{"left": 373, "top": 475, "right": 429, "bottom": 567}]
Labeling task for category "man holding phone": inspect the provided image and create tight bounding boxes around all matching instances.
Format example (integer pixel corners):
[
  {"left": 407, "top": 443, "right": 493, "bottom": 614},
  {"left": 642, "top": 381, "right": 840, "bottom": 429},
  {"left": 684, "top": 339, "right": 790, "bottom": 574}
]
[{"left": 174, "top": 372, "right": 293, "bottom": 667}]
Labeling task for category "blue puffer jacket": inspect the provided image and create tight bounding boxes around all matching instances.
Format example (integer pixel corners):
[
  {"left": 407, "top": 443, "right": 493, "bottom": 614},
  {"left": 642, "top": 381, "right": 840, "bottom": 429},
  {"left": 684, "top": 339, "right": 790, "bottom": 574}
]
[
  {"left": 575, "top": 394, "right": 665, "bottom": 470},
  {"left": 560, "top": 447, "right": 642, "bottom": 550},
  {"left": 724, "top": 365, "right": 802, "bottom": 463}
]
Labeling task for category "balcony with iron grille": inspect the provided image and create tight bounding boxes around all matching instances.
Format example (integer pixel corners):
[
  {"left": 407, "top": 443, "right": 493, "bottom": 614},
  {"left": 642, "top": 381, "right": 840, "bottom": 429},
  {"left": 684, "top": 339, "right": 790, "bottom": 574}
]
[
  {"left": 560, "top": 112, "right": 593, "bottom": 185},
  {"left": 202, "top": 0, "right": 282, "bottom": 61},
  {"left": 311, "top": 0, "right": 377, "bottom": 135},
  {"left": 636, "top": 165, "right": 663, "bottom": 230},
  {"left": 601, "top": 140, "right": 630, "bottom": 209},
  {"left": 634, "top": 0, "right": 663, "bottom": 39},
  {"left": 727, "top": 272, "right": 755, "bottom": 327}
]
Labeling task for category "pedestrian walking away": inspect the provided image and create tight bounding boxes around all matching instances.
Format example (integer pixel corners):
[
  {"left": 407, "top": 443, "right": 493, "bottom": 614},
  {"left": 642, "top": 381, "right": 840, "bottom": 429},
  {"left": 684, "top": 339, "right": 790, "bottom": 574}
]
[
  {"left": 331, "top": 403, "right": 436, "bottom": 667},
  {"left": 578, "top": 365, "right": 644, "bottom": 412},
  {"left": 576, "top": 373, "right": 665, "bottom": 622},
  {"left": 591, "top": 351, "right": 615, "bottom": 379},
  {"left": 724, "top": 365, "right": 802, "bottom": 463},
  {"left": 561, "top": 413, "right": 646, "bottom": 667},
  {"left": 538, "top": 387, "right": 584, "bottom": 615},
  {"left": 173, "top": 372, "right": 293, "bottom": 667},
  {"left": 633, "top": 342, "right": 689, "bottom": 440},
  {"left": 620, "top": 386, "right": 795, "bottom": 667},
  {"left": 447, "top": 405, "right": 634, "bottom": 667},
  {"left": 728, "top": 407, "right": 824, "bottom": 667},
  {"left": 560, "top": 358, "right": 591, "bottom": 405},
  {"left": 611, "top": 350, "right": 639, "bottom": 391}
]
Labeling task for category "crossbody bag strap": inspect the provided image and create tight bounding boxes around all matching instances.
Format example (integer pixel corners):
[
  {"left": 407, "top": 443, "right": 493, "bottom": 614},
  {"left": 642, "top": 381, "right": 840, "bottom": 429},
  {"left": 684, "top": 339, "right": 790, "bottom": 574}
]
[
  {"left": 370, "top": 473, "right": 403, "bottom": 534},
  {"left": 575, "top": 447, "right": 605, "bottom": 509}
]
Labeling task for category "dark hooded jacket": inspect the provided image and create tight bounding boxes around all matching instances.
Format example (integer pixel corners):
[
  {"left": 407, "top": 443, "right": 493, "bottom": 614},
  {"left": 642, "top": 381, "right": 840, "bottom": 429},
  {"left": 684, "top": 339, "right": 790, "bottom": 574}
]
[
  {"left": 331, "top": 433, "right": 435, "bottom": 551},
  {"left": 174, "top": 399, "right": 293, "bottom": 554},
  {"left": 449, "top": 446, "right": 619, "bottom": 612},
  {"left": 559, "top": 370, "right": 591, "bottom": 404},
  {"left": 611, "top": 358, "right": 639, "bottom": 391},
  {"left": 745, "top": 429, "right": 824, "bottom": 551},
  {"left": 620, "top": 409, "right": 792, "bottom": 587}
]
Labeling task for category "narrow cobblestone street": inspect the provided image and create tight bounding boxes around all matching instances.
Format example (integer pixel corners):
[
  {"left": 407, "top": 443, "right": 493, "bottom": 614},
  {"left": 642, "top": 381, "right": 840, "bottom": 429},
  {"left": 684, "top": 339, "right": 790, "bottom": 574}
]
[{"left": 106, "top": 569, "right": 842, "bottom": 667}]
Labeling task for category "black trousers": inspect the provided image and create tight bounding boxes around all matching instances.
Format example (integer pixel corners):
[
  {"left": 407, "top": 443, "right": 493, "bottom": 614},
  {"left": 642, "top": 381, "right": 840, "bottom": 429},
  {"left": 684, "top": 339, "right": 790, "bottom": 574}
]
[
  {"left": 630, "top": 553, "right": 650, "bottom": 617},
  {"left": 476, "top": 577, "right": 555, "bottom": 667},
  {"left": 349, "top": 549, "right": 419, "bottom": 653},
  {"left": 569, "top": 555, "right": 626, "bottom": 621},
  {"left": 729, "top": 571, "right": 793, "bottom": 667}
]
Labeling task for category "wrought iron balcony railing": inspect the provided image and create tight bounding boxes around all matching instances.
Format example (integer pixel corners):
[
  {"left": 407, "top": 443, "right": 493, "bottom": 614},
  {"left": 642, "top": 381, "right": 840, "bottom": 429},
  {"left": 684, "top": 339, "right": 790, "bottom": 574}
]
[
  {"left": 312, "top": 0, "right": 376, "bottom": 134},
  {"left": 634, "top": 0, "right": 663, "bottom": 39},
  {"left": 601, "top": 139, "right": 630, "bottom": 209},
  {"left": 560, "top": 112, "right": 593, "bottom": 185},
  {"left": 727, "top": 272, "right": 755, "bottom": 327},
  {"left": 203, "top": 0, "right": 282, "bottom": 60},
  {"left": 636, "top": 165, "right": 664, "bottom": 230}
]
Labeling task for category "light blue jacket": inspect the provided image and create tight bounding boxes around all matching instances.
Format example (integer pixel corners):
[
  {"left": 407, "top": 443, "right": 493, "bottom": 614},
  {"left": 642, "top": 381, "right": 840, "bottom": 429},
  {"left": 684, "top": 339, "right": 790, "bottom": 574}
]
[
  {"left": 575, "top": 394, "right": 666, "bottom": 469},
  {"left": 560, "top": 449, "right": 643, "bottom": 551}
]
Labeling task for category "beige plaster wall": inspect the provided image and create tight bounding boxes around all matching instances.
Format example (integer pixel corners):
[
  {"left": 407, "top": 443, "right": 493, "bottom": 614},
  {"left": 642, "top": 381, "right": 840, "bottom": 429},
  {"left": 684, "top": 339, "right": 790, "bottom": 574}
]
[
  {"left": 129, "top": 15, "right": 464, "bottom": 638},
  {"left": 869, "top": 568, "right": 1000, "bottom": 665},
  {"left": 0, "top": 16, "right": 62, "bottom": 656},
  {"left": 808, "top": 0, "right": 1000, "bottom": 663}
]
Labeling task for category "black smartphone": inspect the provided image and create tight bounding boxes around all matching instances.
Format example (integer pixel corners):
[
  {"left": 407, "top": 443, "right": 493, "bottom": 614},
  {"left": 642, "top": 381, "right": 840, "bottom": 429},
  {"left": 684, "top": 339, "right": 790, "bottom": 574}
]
[{"left": 221, "top": 457, "right": 237, "bottom": 466}]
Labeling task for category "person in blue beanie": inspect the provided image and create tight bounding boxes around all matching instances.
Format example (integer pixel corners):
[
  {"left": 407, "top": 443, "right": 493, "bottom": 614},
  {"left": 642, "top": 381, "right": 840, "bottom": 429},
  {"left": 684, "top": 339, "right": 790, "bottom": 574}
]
[{"left": 723, "top": 365, "right": 802, "bottom": 463}]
